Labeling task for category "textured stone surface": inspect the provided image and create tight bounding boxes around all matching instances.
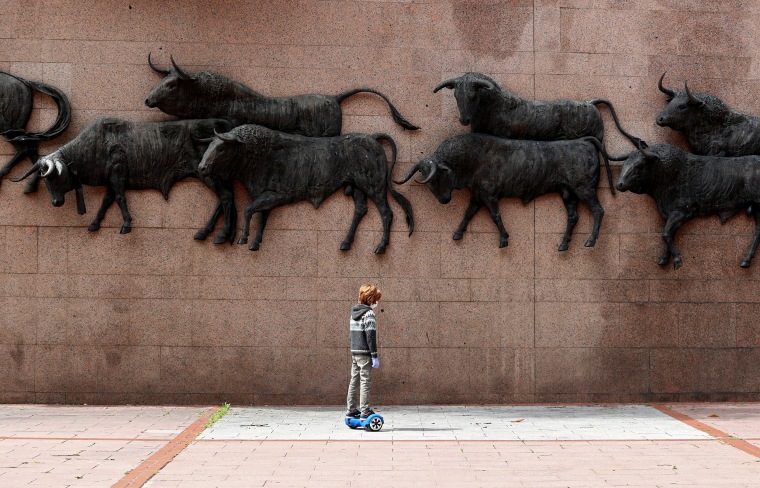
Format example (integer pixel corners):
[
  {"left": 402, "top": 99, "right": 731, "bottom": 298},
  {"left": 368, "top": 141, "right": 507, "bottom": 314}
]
[{"left": 1, "top": 1, "right": 759, "bottom": 404}]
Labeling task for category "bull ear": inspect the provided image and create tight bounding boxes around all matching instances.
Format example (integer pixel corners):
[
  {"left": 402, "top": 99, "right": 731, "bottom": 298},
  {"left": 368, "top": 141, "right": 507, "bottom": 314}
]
[
  {"left": 148, "top": 52, "right": 170, "bottom": 75},
  {"left": 170, "top": 55, "right": 196, "bottom": 81},
  {"left": 684, "top": 82, "right": 703, "bottom": 106},
  {"left": 433, "top": 78, "right": 458, "bottom": 93}
]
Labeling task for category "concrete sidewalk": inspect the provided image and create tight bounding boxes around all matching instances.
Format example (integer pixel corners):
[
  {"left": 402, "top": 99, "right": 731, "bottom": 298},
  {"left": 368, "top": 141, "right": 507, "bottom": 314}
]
[{"left": 0, "top": 404, "right": 758, "bottom": 487}]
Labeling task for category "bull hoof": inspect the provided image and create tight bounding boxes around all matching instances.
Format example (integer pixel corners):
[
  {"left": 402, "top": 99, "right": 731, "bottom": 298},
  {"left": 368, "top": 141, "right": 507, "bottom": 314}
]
[
  {"left": 499, "top": 239, "right": 509, "bottom": 248},
  {"left": 194, "top": 230, "right": 208, "bottom": 241},
  {"left": 87, "top": 223, "right": 100, "bottom": 232},
  {"left": 249, "top": 242, "right": 260, "bottom": 251},
  {"left": 584, "top": 239, "right": 596, "bottom": 248},
  {"left": 673, "top": 258, "right": 683, "bottom": 270},
  {"left": 658, "top": 256, "right": 669, "bottom": 267},
  {"left": 237, "top": 236, "right": 248, "bottom": 245},
  {"left": 120, "top": 226, "right": 132, "bottom": 235},
  {"left": 340, "top": 242, "right": 352, "bottom": 251},
  {"left": 212, "top": 233, "right": 228, "bottom": 245},
  {"left": 452, "top": 231, "right": 463, "bottom": 241},
  {"left": 558, "top": 243, "right": 569, "bottom": 252},
  {"left": 741, "top": 259, "right": 751, "bottom": 268},
  {"left": 374, "top": 245, "right": 387, "bottom": 254}
]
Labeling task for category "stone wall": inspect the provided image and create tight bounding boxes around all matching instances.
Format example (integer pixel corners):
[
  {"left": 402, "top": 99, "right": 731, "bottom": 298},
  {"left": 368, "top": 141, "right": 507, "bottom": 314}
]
[{"left": 1, "top": 0, "right": 759, "bottom": 405}]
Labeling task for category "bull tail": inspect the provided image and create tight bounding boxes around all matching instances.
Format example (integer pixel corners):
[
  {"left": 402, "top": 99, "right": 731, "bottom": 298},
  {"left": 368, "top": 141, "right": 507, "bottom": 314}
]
[
  {"left": 336, "top": 87, "right": 420, "bottom": 131},
  {"left": 6, "top": 78, "right": 71, "bottom": 143},
  {"left": 589, "top": 98, "right": 643, "bottom": 148},
  {"left": 582, "top": 136, "right": 617, "bottom": 196},
  {"left": 374, "top": 133, "right": 414, "bottom": 236}
]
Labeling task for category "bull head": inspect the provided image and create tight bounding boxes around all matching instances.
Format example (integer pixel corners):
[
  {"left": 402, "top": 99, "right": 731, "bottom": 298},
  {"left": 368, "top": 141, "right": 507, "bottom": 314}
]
[
  {"left": 434, "top": 73, "right": 497, "bottom": 127},
  {"left": 144, "top": 54, "right": 199, "bottom": 116}
]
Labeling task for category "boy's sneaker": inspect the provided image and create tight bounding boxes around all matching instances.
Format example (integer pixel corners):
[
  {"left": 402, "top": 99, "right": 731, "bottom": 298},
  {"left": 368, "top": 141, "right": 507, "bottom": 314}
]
[
  {"left": 345, "top": 409, "right": 360, "bottom": 418},
  {"left": 360, "top": 408, "right": 375, "bottom": 419}
]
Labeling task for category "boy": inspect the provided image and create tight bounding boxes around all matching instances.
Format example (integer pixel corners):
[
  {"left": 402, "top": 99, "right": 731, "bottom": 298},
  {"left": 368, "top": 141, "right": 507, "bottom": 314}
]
[{"left": 346, "top": 284, "right": 381, "bottom": 420}]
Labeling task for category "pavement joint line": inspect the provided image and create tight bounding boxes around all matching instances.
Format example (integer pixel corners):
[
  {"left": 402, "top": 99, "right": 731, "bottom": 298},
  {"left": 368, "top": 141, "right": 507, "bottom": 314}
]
[
  {"left": 0, "top": 437, "right": 175, "bottom": 442},
  {"left": 651, "top": 403, "right": 760, "bottom": 459},
  {"left": 111, "top": 405, "right": 219, "bottom": 488},
  {"left": 193, "top": 437, "right": 726, "bottom": 443}
]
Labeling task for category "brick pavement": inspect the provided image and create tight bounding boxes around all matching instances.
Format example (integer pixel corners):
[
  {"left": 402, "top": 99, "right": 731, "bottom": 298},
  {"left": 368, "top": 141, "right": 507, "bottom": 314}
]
[{"left": 0, "top": 404, "right": 758, "bottom": 487}]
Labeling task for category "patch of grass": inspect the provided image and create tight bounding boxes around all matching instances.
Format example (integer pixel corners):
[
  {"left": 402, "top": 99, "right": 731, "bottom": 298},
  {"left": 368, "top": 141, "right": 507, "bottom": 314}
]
[{"left": 206, "top": 402, "right": 231, "bottom": 428}]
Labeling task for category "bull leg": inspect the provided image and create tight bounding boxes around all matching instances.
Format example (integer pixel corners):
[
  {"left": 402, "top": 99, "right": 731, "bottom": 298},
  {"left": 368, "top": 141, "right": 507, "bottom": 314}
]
[
  {"left": 113, "top": 190, "right": 132, "bottom": 234},
  {"left": 340, "top": 190, "right": 368, "bottom": 251},
  {"left": 660, "top": 211, "right": 687, "bottom": 269},
  {"left": 0, "top": 143, "right": 40, "bottom": 193},
  {"left": 239, "top": 191, "right": 284, "bottom": 250},
  {"left": 483, "top": 197, "right": 509, "bottom": 248},
  {"left": 740, "top": 211, "right": 760, "bottom": 268},
  {"left": 196, "top": 178, "right": 237, "bottom": 245},
  {"left": 21, "top": 146, "right": 40, "bottom": 194},
  {"left": 558, "top": 189, "right": 579, "bottom": 251},
  {"left": 369, "top": 192, "right": 394, "bottom": 254},
  {"left": 453, "top": 196, "right": 482, "bottom": 241},
  {"left": 89, "top": 187, "right": 116, "bottom": 232},
  {"left": 250, "top": 210, "right": 270, "bottom": 251},
  {"left": 195, "top": 203, "right": 222, "bottom": 241},
  {"left": 580, "top": 192, "right": 605, "bottom": 248}
]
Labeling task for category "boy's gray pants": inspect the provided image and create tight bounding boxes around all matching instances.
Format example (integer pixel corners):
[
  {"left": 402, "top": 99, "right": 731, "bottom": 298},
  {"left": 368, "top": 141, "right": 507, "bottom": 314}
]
[{"left": 346, "top": 355, "right": 372, "bottom": 412}]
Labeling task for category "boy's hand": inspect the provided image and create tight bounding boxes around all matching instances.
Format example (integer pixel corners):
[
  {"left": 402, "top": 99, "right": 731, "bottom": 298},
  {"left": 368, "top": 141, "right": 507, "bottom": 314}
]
[{"left": 372, "top": 358, "right": 380, "bottom": 369}]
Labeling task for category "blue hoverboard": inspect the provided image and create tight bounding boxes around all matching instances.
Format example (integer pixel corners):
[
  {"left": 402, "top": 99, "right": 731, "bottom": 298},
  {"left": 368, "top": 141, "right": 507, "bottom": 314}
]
[{"left": 345, "top": 413, "right": 384, "bottom": 431}]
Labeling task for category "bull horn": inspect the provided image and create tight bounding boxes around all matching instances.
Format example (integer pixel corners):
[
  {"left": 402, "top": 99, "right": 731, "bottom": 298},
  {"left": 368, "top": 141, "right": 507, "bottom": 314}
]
[
  {"left": 170, "top": 55, "right": 195, "bottom": 81},
  {"left": 639, "top": 145, "right": 659, "bottom": 159},
  {"left": 433, "top": 78, "right": 459, "bottom": 93},
  {"left": 394, "top": 161, "right": 423, "bottom": 184},
  {"left": 472, "top": 79, "right": 496, "bottom": 91},
  {"left": 685, "top": 81, "right": 703, "bottom": 106},
  {"left": 214, "top": 129, "right": 238, "bottom": 142},
  {"left": 10, "top": 162, "right": 41, "bottom": 182},
  {"left": 658, "top": 72, "right": 676, "bottom": 97},
  {"left": 416, "top": 160, "right": 437, "bottom": 184},
  {"left": 40, "top": 158, "right": 56, "bottom": 177},
  {"left": 148, "top": 52, "right": 170, "bottom": 75}
]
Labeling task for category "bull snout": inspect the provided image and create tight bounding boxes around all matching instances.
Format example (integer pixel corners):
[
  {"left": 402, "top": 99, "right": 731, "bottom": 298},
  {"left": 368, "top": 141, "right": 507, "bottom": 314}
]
[
  {"left": 145, "top": 96, "right": 156, "bottom": 108},
  {"left": 51, "top": 196, "right": 65, "bottom": 207},
  {"left": 615, "top": 181, "right": 626, "bottom": 192},
  {"left": 655, "top": 116, "right": 666, "bottom": 126},
  {"left": 459, "top": 117, "right": 471, "bottom": 126},
  {"left": 198, "top": 163, "right": 210, "bottom": 177}
]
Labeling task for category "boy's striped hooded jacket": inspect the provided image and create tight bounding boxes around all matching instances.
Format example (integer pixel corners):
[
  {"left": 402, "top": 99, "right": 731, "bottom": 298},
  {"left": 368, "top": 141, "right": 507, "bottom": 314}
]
[{"left": 349, "top": 304, "right": 378, "bottom": 358}]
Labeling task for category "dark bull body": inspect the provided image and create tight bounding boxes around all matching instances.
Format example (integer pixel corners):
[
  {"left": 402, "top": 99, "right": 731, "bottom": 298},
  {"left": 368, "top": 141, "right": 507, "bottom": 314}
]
[
  {"left": 396, "top": 133, "right": 614, "bottom": 251},
  {"left": 434, "top": 72, "right": 641, "bottom": 146},
  {"left": 145, "top": 55, "right": 419, "bottom": 135},
  {"left": 197, "top": 124, "right": 414, "bottom": 254},
  {"left": 657, "top": 73, "right": 760, "bottom": 157},
  {"left": 615, "top": 143, "right": 760, "bottom": 269},
  {"left": 0, "top": 71, "right": 71, "bottom": 192},
  {"left": 14, "top": 117, "right": 236, "bottom": 242}
]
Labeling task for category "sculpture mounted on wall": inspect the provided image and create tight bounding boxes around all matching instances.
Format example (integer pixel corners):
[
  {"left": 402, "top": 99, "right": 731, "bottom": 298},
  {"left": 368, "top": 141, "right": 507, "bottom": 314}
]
[
  {"left": 0, "top": 71, "right": 71, "bottom": 193},
  {"left": 197, "top": 124, "right": 414, "bottom": 254},
  {"left": 396, "top": 133, "right": 614, "bottom": 251},
  {"left": 145, "top": 55, "right": 420, "bottom": 135},
  {"left": 13, "top": 118, "right": 237, "bottom": 242},
  {"left": 657, "top": 72, "right": 760, "bottom": 157},
  {"left": 433, "top": 72, "right": 641, "bottom": 147},
  {"left": 615, "top": 143, "right": 760, "bottom": 269}
]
